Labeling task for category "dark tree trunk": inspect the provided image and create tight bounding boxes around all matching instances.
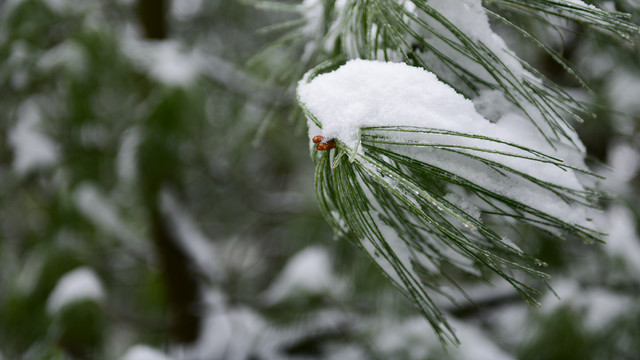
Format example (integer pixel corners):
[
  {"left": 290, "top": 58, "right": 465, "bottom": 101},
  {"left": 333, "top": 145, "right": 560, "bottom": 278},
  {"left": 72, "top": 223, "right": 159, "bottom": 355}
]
[
  {"left": 149, "top": 206, "right": 201, "bottom": 343},
  {"left": 136, "top": 0, "right": 201, "bottom": 344},
  {"left": 138, "top": 0, "right": 168, "bottom": 40}
]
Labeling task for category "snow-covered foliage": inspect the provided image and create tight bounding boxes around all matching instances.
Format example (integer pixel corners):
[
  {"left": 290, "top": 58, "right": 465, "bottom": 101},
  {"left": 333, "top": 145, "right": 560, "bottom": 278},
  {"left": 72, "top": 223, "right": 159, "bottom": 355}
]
[
  {"left": 46, "top": 267, "right": 105, "bottom": 314},
  {"left": 9, "top": 101, "right": 59, "bottom": 176},
  {"left": 263, "top": 246, "right": 345, "bottom": 303}
]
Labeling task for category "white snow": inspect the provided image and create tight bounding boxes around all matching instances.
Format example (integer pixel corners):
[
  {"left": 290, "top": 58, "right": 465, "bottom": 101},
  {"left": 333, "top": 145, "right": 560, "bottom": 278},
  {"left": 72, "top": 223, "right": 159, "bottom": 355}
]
[
  {"left": 116, "top": 128, "right": 140, "bottom": 183},
  {"left": 426, "top": 0, "right": 523, "bottom": 76},
  {"left": 608, "top": 142, "right": 640, "bottom": 183},
  {"left": 41, "top": 0, "right": 71, "bottom": 12},
  {"left": 121, "top": 345, "right": 171, "bottom": 360},
  {"left": 373, "top": 316, "right": 515, "bottom": 360},
  {"left": 540, "top": 278, "right": 632, "bottom": 330},
  {"left": 473, "top": 89, "right": 517, "bottom": 122},
  {"left": 37, "top": 40, "right": 86, "bottom": 76},
  {"left": 300, "top": 0, "right": 325, "bottom": 37},
  {"left": 171, "top": 0, "right": 202, "bottom": 22},
  {"left": 325, "top": 345, "right": 367, "bottom": 360},
  {"left": 486, "top": 303, "right": 530, "bottom": 347},
  {"left": 177, "top": 290, "right": 271, "bottom": 360},
  {"left": 299, "top": 59, "right": 490, "bottom": 149},
  {"left": 561, "top": 0, "right": 597, "bottom": 9},
  {"left": 607, "top": 71, "right": 640, "bottom": 113},
  {"left": 580, "top": 289, "right": 632, "bottom": 329},
  {"left": 452, "top": 318, "right": 515, "bottom": 360},
  {"left": 444, "top": 192, "right": 481, "bottom": 220},
  {"left": 73, "top": 182, "right": 137, "bottom": 243},
  {"left": 46, "top": 267, "right": 105, "bottom": 314},
  {"left": 263, "top": 246, "right": 345, "bottom": 303},
  {"left": 9, "top": 101, "right": 59, "bottom": 176},
  {"left": 124, "top": 39, "right": 201, "bottom": 86},
  {"left": 300, "top": 0, "right": 350, "bottom": 57},
  {"left": 178, "top": 290, "right": 353, "bottom": 359},
  {"left": 406, "top": 0, "right": 529, "bottom": 93},
  {"left": 39, "top": 0, "right": 93, "bottom": 13},
  {"left": 373, "top": 317, "right": 437, "bottom": 359},
  {"left": 603, "top": 205, "right": 640, "bottom": 275}
]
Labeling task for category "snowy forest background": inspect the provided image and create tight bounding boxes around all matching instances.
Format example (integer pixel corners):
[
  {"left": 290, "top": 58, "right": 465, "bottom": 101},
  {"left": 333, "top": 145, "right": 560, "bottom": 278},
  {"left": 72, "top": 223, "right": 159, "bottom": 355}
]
[{"left": 1, "top": 0, "right": 640, "bottom": 359}]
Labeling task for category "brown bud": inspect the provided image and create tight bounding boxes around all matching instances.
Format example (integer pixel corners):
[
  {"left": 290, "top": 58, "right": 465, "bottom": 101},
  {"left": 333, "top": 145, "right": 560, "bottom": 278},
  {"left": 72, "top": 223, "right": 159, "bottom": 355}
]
[{"left": 316, "top": 139, "right": 337, "bottom": 151}]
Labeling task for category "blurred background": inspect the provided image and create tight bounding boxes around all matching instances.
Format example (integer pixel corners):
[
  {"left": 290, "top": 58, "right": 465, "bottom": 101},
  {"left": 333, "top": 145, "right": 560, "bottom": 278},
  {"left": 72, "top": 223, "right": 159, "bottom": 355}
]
[{"left": 1, "top": 0, "right": 640, "bottom": 359}]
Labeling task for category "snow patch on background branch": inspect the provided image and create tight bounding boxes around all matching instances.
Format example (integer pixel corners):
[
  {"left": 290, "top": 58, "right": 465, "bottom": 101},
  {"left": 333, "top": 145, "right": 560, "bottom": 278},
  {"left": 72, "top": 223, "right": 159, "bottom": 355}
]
[{"left": 46, "top": 267, "right": 105, "bottom": 314}]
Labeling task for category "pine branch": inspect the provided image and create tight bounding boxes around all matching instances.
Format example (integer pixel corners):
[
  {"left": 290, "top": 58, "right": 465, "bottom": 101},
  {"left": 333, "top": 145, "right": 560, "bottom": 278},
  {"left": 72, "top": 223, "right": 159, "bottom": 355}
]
[
  {"left": 298, "top": 55, "right": 605, "bottom": 343},
  {"left": 254, "top": 0, "right": 636, "bottom": 344}
]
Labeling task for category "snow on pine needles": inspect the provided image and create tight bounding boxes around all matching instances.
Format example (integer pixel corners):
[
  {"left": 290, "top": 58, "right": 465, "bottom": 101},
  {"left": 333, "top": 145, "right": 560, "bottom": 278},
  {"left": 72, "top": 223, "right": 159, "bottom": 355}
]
[{"left": 298, "top": 59, "right": 603, "bottom": 343}]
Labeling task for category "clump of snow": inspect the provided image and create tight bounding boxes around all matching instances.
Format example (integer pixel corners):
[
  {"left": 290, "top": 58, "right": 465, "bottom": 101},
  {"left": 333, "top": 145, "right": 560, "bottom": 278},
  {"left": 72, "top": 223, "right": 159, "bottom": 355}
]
[
  {"left": 603, "top": 205, "right": 640, "bottom": 275},
  {"left": 540, "top": 278, "right": 633, "bottom": 330},
  {"left": 9, "top": 101, "right": 59, "bottom": 176},
  {"left": 46, "top": 267, "right": 105, "bottom": 314},
  {"left": 444, "top": 192, "right": 481, "bottom": 220},
  {"left": 427, "top": 0, "right": 523, "bottom": 76},
  {"left": 373, "top": 317, "right": 514, "bottom": 360},
  {"left": 373, "top": 317, "right": 437, "bottom": 359},
  {"left": 406, "top": 0, "right": 528, "bottom": 93},
  {"left": 299, "top": 0, "right": 351, "bottom": 58},
  {"left": 300, "top": 0, "right": 325, "bottom": 37},
  {"left": 73, "top": 182, "right": 137, "bottom": 243},
  {"left": 607, "top": 71, "right": 640, "bottom": 113},
  {"left": 473, "top": 89, "right": 516, "bottom": 122},
  {"left": 116, "top": 128, "right": 140, "bottom": 183},
  {"left": 263, "top": 246, "right": 345, "bottom": 303},
  {"left": 41, "top": 0, "right": 73, "bottom": 13},
  {"left": 325, "top": 345, "right": 367, "bottom": 360},
  {"left": 124, "top": 39, "right": 201, "bottom": 86},
  {"left": 561, "top": 0, "right": 598, "bottom": 9},
  {"left": 171, "top": 0, "right": 202, "bottom": 22},
  {"left": 576, "top": 46, "right": 616, "bottom": 78},
  {"left": 580, "top": 289, "right": 632, "bottom": 329},
  {"left": 485, "top": 303, "right": 530, "bottom": 347},
  {"left": 121, "top": 345, "right": 171, "bottom": 360},
  {"left": 299, "top": 59, "right": 488, "bottom": 149},
  {"left": 178, "top": 289, "right": 354, "bottom": 359},
  {"left": 37, "top": 40, "right": 86, "bottom": 76},
  {"left": 452, "top": 318, "right": 515, "bottom": 360},
  {"left": 608, "top": 142, "right": 640, "bottom": 183},
  {"left": 178, "top": 290, "right": 271, "bottom": 360}
]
